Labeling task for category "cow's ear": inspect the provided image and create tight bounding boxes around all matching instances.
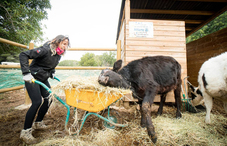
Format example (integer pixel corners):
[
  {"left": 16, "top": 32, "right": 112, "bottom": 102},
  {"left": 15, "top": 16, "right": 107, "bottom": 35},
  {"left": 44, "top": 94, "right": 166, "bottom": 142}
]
[{"left": 112, "top": 60, "right": 122, "bottom": 72}]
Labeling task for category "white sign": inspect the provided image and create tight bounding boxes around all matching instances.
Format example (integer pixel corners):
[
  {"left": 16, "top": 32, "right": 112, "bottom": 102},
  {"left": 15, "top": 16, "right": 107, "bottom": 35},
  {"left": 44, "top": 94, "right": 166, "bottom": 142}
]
[{"left": 129, "top": 22, "right": 153, "bottom": 38}]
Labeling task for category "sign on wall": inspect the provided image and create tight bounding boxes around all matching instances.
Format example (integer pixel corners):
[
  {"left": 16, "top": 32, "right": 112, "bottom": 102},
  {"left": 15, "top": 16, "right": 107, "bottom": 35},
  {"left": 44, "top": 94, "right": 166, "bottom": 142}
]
[{"left": 129, "top": 22, "right": 154, "bottom": 38}]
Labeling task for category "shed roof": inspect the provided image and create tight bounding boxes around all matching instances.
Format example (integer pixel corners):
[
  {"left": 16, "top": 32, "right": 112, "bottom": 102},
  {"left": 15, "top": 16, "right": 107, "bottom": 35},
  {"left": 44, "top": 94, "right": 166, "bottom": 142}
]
[{"left": 116, "top": 0, "right": 227, "bottom": 41}]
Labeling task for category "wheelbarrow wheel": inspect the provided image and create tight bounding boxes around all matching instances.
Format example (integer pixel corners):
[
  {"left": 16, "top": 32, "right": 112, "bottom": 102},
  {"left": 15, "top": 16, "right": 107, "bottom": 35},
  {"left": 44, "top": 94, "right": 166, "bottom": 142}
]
[{"left": 98, "top": 109, "right": 123, "bottom": 130}]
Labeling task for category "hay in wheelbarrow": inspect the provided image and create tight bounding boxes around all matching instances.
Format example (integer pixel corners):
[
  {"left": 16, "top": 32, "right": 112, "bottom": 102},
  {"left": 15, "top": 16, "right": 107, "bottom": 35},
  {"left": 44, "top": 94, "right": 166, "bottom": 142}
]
[{"left": 52, "top": 75, "right": 131, "bottom": 97}]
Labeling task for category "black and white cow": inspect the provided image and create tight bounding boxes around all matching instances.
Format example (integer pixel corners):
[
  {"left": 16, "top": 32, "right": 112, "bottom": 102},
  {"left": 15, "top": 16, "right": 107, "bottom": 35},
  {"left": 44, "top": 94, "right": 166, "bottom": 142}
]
[
  {"left": 98, "top": 56, "right": 182, "bottom": 143},
  {"left": 189, "top": 52, "right": 227, "bottom": 124}
]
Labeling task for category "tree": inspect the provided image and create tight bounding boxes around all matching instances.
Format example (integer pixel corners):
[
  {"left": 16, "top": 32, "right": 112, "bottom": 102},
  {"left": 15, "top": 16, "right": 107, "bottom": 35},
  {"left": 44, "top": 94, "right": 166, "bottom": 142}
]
[
  {"left": 100, "top": 51, "right": 116, "bottom": 66},
  {"left": 0, "top": 0, "right": 51, "bottom": 54},
  {"left": 58, "top": 60, "right": 79, "bottom": 66},
  {"left": 79, "top": 53, "right": 97, "bottom": 66},
  {"left": 186, "top": 11, "right": 227, "bottom": 43}
]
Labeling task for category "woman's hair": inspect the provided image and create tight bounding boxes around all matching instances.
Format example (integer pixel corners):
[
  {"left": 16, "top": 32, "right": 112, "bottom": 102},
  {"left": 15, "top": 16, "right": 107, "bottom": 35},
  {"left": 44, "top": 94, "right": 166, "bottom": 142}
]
[
  {"left": 50, "top": 35, "right": 70, "bottom": 48},
  {"left": 49, "top": 35, "right": 70, "bottom": 55}
]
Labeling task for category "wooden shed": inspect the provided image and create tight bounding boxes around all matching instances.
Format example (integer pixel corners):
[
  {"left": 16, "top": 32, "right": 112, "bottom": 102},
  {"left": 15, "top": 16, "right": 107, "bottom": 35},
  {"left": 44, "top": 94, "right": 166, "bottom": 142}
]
[
  {"left": 187, "top": 27, "right": 227, "bottom": 86},
  {"left": 116, "top": 0, "right": 227, "bottom": 102}
]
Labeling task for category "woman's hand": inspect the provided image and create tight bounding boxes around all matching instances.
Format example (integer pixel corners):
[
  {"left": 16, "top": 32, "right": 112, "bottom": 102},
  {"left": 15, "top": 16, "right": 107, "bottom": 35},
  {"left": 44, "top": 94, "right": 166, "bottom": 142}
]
[{"left": 23, "top": 73, "right": 34, "bottom": 83}]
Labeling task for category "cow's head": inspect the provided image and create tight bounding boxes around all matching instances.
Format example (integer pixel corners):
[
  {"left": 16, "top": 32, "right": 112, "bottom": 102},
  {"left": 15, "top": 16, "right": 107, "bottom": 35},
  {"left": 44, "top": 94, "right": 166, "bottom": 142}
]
[
  {"left": 189, "top": 84, "right": 204, "bottom": 106},
  {"left": 98, "top": 60, "right": 130, "bottom": 89}
]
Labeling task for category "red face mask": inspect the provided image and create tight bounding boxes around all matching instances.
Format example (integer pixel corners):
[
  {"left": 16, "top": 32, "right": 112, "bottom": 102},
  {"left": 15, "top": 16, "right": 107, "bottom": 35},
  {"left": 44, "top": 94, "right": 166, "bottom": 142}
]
[{"left": 56, "top": 47, "right": 64, "bottom": 55}]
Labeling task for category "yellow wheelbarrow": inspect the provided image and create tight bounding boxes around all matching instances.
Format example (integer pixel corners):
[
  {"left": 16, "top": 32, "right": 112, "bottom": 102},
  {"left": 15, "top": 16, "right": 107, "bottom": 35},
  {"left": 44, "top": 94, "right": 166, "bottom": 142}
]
[{"left": 32, "top": 78, "right": 129, "bottom": 134}]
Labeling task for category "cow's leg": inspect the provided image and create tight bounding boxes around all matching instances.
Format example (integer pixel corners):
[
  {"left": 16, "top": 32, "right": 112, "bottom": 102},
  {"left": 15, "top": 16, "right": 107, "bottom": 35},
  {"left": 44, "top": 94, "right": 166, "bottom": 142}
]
[
  {"left": 157, "top": 93, "right": 167, "bottom": 116},
  {"left": 140, "top": 104, "right": 146, "bottom": 127},
  {"left": 141, "top": 90, "right": 157, "bottom": 143},
  {"left": 223, "top": 102, "right": 227, "bottom": 113},
  {"left": 203, "top": 92, "right": 212, "bottom": 123},
  {"left": 138, "top": 101, "right": 146, "bottom": 127},
  {"left": 174, "top": 83, "right": 182, "bottom": 118}
]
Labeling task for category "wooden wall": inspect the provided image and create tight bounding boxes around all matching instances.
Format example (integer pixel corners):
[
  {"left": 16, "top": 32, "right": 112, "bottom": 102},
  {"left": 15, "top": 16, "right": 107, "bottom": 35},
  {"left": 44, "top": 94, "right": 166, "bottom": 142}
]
[
  {"left": 187, "top": 27, "right": 227, "bottom": 86},
  {"left": 118, "top": 21, "right": 125, "bottom": 62},
  {"left": 122, "top": 19, "right": 187, "bottom": 102},
  {"left": 125, "top": 19, "right": 187, "bottom": 79}
]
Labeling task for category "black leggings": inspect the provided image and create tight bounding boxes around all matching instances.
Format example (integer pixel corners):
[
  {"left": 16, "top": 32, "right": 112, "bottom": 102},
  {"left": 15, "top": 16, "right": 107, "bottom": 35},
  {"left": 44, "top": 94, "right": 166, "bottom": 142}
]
[{"left": 24, "top": 80, "right": 52, "bottom": 130}]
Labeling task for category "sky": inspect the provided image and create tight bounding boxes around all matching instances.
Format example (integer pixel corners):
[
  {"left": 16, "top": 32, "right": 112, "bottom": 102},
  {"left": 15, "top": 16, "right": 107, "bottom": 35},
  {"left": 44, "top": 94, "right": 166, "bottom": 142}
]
[{"left": 41, "top": 0, "right": 122, "bottom": 61}]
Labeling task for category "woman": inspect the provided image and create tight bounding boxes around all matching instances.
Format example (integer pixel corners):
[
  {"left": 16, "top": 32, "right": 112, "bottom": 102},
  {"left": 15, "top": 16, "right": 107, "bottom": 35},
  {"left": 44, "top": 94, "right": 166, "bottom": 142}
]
[{"left": 19, "top": 35, "right": 70, "bottom": 144}]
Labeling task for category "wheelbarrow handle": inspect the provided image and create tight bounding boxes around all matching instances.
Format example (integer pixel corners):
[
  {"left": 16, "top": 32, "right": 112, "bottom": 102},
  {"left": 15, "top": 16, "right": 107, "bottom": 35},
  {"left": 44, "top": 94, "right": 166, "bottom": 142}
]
[
  {"left": 31, "top": 79, "right": 52, "bottom": 93},
  {"left": 54, "top": 76, "right": 60, "bottom": 82}
]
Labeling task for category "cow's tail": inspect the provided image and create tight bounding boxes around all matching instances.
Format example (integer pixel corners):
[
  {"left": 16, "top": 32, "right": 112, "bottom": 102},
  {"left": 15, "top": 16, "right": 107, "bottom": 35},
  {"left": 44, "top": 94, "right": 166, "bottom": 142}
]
[{"left": 177, "top": 62, "right": 182, "bottom": 86}]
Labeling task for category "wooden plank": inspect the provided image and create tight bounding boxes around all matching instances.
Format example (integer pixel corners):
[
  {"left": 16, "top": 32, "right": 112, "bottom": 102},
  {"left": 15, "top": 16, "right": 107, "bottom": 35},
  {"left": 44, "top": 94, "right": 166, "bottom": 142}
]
[
  {"left": 126, "top": 46, "right": 186, "bottom": 52},
  {"left": 125, "top": 57, "right": 187, "bottom": 63},
  {"left": 126, "top": 30, "right": 186, "bottom": 37},
  {"left": 141, "top": 18, "right": 203, "bottom": 24},
  {"left": 126, "top": 35, "right": 185, "bottom": 42},
  {"left": 125, "top": 51, "right": 186, "bottom": 58},
  {"left": 125, "top": 57, "right": 187, "bottom": 64},
  {"left": 69, "top": 48, "right": 116, "bottom": 51},
  {"left": 126, "top": 40, "right": 185, "bottom": 47},
  {"left": 119, "top": 7, "right": 125, "bottom": 39},
  {"left": 126, "top": 28, "right": 185, "bottom": 37},
  {"left": 123, "top": 88, "right": 184, "bottom": 103},
  {"left": 153, "top": 26, "right": 185, "bottom": 31},
  {"left": 117, "top": 40, "right": 121, "bottom": 60},
  {"left": 125, "top": 0, "right": 130, "bottom": 24},
  {"left": 0, "top": 37, "right": 28, "bottom": 49},
  {"left": 153, "top": 30, "right": 186, "bottom": 37},
  {"left": 125, "top": 52, "right": 187, "bottom": 58},
  {"left": 130, "top": 9, "right": 214, "bottom": 15},
  {"left": 154, "top": 91, "right": 177, "bottom": 103},
  {"left": 0, "top": 85, "right": 24, "bottom": 93},
  {"left": 188, "top": 50, "right": 225, "bottom": 60}
]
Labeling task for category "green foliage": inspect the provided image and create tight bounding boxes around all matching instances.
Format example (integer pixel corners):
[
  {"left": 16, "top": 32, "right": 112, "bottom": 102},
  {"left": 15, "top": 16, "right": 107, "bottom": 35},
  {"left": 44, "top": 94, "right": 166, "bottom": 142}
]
[
  {"left": 80, "top": 52, "right": 117, "bottom": 67},
  {"left": 79, "top": 53, "right": 98, "bottom": 66},
  {"left": 58, "top": 60, "right": 79, "bottom": 66},
  {"left": 186, "top": 11, "right": 227, "bottom": 43},
  {"left": 0, "top": 0, "right": 51, "bottom": 54},
  {"left": 99, "top": 51, "right": 116, "bottom": 66}
]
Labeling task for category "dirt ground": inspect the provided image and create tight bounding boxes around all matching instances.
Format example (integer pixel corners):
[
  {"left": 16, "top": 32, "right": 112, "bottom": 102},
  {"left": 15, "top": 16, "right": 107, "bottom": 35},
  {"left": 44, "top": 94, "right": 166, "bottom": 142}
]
[{"left": 0, "top": 89, "right": 226, "bottom": 146}]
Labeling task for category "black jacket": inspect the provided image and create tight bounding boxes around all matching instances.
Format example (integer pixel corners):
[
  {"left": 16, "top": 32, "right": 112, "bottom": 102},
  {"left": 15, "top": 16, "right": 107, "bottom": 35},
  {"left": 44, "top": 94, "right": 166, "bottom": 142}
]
[{"left": 19, "top": 41, "right": 61, "bottom": 82}]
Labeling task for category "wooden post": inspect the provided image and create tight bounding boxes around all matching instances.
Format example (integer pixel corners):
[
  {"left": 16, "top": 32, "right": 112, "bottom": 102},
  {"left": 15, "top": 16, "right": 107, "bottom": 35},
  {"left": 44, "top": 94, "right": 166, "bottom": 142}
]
[
  {"left": 24, "top": 42, "right": 34, "bottom": 105},
  {"left": 125, "top": 0, "right": 130, "bottom": 24},
  {"left": 117, "top": 40, "right": 121, "bottom": 60},
  {"left": 123, "top": 0, "right": 130, "bottom": 64}
]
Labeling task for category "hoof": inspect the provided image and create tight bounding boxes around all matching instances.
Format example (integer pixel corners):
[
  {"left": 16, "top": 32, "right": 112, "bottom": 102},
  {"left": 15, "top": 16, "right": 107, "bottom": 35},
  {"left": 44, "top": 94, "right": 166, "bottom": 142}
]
[
  {"left": 176, "top": 112, "right": 182, "bottom": 119},
  {"left": 141, "top": 123, "right": 146, "bottom": 128},
  {"left": 157, "top": 111, "right": 162, "bottom": 116},
  {"left": 151, "top": 135, "right": 157, "bottom": 143}
]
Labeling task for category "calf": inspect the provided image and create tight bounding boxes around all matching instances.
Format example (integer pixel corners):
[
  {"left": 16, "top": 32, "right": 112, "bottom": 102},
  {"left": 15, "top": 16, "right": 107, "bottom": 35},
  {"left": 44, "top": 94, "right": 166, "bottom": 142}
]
[
  {"left": 189, "top": 52, "right": 227, "bottom": 123},
  {"left": 98, "top": 56, "right": 182, "bottom": 143}
]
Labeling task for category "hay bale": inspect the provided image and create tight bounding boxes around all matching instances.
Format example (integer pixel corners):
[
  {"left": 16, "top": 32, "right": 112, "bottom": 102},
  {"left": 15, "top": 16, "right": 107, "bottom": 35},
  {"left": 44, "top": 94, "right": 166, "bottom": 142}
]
[
  {"left": 37, "top": 111, "right": 227, "bottom": 146},
  {"left": 52, "top": 76, "right": 131, "bottom": 97}
]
